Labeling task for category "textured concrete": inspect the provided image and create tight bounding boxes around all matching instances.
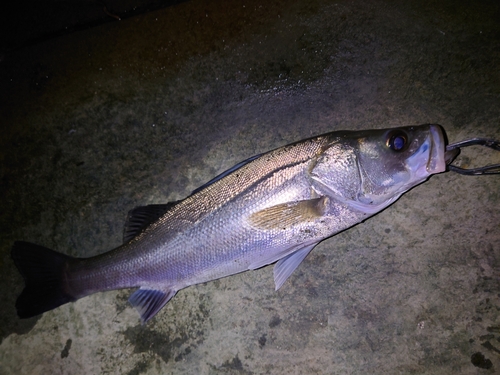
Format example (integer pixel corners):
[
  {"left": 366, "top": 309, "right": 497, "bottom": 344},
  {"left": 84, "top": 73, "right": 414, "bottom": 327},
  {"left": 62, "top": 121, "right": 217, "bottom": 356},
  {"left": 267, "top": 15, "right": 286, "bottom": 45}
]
[{"left": 0, "top": 0, "right": 499, "bottom": 374}]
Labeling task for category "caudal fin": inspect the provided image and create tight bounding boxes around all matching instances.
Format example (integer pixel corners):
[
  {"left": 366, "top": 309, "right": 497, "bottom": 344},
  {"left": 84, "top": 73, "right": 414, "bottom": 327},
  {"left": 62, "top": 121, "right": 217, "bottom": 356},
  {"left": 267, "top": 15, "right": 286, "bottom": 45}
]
[{"left": 11, "top": 241, "right": 77, "bottom": 319}]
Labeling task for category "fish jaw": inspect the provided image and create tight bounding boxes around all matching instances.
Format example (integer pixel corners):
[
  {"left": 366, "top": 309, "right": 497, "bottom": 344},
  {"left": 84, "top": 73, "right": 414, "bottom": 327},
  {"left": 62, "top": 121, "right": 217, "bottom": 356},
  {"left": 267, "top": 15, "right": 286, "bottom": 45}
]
[
  {"left": 424, "top": 124, "right": 447, "bottom": 175},
  {"left": 406, "top": 124, "right": 447, "bottom": 180}
]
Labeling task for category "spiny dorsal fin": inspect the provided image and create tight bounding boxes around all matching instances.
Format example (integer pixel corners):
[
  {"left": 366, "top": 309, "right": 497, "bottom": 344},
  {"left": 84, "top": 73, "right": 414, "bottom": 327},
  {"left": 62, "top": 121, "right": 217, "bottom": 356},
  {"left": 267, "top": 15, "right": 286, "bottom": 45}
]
[
  {"left": 123, "top": 154, "right": 263, "bottom": 243},
  {"left": 123, "top": 203, "right": 180, "bottom": 243},
  {"left": 248, "top": 196, "right": 329, "bottom": 230},
  {"left": 191, "top": 153, "right": 262, "bottom": 195}
]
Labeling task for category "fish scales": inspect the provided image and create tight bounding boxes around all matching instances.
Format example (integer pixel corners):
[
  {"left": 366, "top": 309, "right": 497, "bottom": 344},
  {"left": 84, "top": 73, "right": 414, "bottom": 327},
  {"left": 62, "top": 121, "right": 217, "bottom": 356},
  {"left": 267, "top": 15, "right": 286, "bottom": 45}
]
[
  {"left": 12, "top": 125, "right": 450, "bottom": 322},
  {"left": 69, "top": 136, "right": 332, "bottom": 294}
]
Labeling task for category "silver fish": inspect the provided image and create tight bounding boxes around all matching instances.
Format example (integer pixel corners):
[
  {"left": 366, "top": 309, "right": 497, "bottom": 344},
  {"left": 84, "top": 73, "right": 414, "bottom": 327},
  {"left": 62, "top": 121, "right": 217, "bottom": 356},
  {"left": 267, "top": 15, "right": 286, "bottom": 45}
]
[{"left": 12, "top": 124, "right": 452, "bottom": 323}]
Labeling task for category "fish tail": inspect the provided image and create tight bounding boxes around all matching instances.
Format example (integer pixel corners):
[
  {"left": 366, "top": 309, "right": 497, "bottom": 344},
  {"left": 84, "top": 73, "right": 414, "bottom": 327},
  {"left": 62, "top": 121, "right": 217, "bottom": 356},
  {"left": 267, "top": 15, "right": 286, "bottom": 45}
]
[{"left": 11, "top": 241, "right": 77, "bottom": 319}]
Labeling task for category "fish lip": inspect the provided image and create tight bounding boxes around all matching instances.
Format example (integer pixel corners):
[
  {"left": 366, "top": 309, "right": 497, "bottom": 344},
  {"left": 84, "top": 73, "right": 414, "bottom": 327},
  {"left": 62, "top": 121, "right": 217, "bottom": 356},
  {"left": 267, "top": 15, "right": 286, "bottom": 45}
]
[
  {"left": 427, "top": 125, "right": 447, "bottom": 174},
  {"left": 406, "top": 124, "right": 446, "bottom": 179},
  {"left": 445, "top": 148, "right": 460, "bottom": 165}
]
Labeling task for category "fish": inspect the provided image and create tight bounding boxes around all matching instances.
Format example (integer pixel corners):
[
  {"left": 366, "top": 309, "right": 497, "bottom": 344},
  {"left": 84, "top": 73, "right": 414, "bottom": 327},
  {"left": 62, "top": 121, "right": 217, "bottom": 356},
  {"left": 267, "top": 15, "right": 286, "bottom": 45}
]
[{"left": 12, "top": 124, "right": 455, "bottom": 323}]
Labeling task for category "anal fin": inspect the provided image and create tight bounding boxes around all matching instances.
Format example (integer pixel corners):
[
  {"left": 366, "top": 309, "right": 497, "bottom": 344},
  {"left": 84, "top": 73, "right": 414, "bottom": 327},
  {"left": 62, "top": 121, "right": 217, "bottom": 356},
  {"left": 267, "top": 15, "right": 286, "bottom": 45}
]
[{"left": 129, "top": 287, "right": 177, "bottom": 323}]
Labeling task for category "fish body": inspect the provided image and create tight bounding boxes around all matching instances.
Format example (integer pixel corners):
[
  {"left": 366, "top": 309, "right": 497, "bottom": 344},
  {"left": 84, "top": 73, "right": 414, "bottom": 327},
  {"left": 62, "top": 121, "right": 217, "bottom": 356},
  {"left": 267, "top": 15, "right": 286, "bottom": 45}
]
[{"left": 12, "top": 124, "right": 447, "bottom": 322}]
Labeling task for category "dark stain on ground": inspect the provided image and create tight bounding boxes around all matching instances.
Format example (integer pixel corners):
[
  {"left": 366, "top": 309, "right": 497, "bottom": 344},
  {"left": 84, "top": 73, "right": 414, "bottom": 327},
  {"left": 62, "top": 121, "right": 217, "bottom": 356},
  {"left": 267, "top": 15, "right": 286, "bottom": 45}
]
[
  {"left": 487, "top": 326, "right": 500, "bottom": 333},
  {"left": 471, "top": 352, "right": 493, "bottom": 369},
  {"left": 212, "top": 354, "right": 254, "bottom": 374},
  {"left": 126, "top": 359, "right": 150, "bottom": 375},
  {"left": 269, "top": 315, "right": 282, "bottom": 328},
  {"left": 307, "top": 285, "right": 319, "bottom": 297},
  {"left": 475, "top": 277, "right": 500, "bottom": 295},
  {"left": 258, "top": 334, "right": 267, "bottom": 348},
  {"left": 123, "top": 295, "right": 209, "bottom": 367},
  {"left": 480, "top": 334, "right": 495, "bottom": 341},
  {"left": 115, "top": 292, "right": 132, "bottom": 315},
  {"left": 124, "top": 325, "right": 181, "bottom": 364},
  {"left": 476, "top": 298, "right": 493, "bottom": 314},
  {"left": 174, "top": 346, "right": 192, "bottom": 362},
  {"left": 481, "top": 341, "right": 500, "bottom": 355},
  {"left": 123, "top": 325, "right": 203, "bottom": 365},
  {"left": 60, "top": 338, "right": 72, "bottom": 359},
  {"left": 221, "top": 355, "right": 243, "bottom": 371}
]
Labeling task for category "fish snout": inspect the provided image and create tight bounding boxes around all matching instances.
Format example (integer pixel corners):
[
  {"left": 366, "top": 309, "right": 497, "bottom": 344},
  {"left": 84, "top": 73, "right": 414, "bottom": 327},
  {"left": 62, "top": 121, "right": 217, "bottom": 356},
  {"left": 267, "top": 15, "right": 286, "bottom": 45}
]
[{"left": 427, "top": 124, "right": 447, "bottom": 175}]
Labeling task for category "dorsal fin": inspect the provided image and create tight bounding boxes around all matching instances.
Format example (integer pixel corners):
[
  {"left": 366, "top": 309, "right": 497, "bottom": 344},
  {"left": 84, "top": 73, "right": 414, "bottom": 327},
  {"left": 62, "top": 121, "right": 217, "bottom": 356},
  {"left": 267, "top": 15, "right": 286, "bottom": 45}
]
[
  {"left": 123, "top": 203, "right": 180, "bottom": 243},
  {"left": 123, "top": 154, "right": 264, "bottom": 242},
  {"left": 191, "top": 153, "right": 262, "bottom": 195}
]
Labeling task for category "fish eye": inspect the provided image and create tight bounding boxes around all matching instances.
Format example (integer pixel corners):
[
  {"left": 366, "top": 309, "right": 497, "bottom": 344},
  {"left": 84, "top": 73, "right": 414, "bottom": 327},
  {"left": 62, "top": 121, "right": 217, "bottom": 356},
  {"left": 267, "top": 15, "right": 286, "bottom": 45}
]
[{"left": 387, "top": 132, "right": 408, "bottom": 152}]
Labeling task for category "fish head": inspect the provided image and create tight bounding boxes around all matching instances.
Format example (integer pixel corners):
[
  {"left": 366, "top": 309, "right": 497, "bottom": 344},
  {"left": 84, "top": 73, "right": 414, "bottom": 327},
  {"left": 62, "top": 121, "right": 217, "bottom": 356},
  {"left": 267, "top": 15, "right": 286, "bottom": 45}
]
[{"left": 311, "top": 124, "right": 447, "bottom": 213}]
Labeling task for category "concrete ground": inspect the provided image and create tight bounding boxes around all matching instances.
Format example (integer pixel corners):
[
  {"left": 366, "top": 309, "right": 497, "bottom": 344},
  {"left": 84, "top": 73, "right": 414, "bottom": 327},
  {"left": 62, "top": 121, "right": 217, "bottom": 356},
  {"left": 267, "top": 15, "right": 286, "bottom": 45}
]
[{"left": 1, "top": 0, "right": 499, "bottom": 374}]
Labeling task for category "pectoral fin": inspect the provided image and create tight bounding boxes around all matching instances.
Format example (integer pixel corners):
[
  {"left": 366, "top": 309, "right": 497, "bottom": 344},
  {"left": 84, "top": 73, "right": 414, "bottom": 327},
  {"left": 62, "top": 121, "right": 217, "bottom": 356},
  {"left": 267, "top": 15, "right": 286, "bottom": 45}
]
[
  {"left": 249, "top": 196, "right": 329, "bottom": 230},
  {"left": 129, "top": 287, "right": 177, "bottom": 323},
  {"left": 273, "top": 244, "right": 316, "bottom": 290}
]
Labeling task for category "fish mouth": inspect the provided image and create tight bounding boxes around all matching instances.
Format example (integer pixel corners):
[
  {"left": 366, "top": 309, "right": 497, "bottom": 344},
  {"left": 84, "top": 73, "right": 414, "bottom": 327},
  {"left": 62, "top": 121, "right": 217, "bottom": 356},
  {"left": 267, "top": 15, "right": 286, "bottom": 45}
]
[
  {"left": 427, "top": 124, "right": 447, "bottom": 174},
  {"left": 406, "top": 124, "right": 447, "bottom": 179}
]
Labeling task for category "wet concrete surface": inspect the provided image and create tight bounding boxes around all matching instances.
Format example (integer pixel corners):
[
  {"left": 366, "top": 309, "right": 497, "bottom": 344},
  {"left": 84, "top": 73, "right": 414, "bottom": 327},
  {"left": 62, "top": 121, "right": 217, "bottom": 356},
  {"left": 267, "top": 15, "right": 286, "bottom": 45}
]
[{"left": 1, "top": 0, "right": 499, "bottom": 374}]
